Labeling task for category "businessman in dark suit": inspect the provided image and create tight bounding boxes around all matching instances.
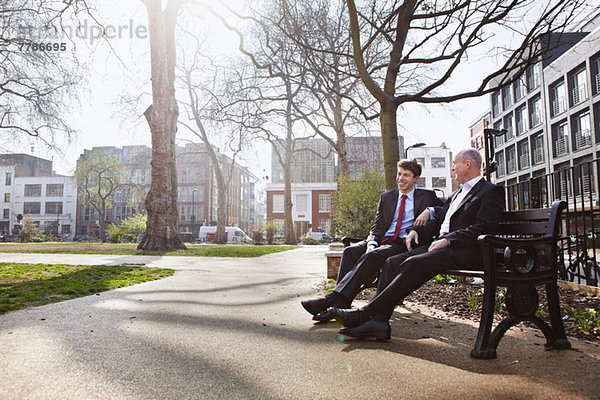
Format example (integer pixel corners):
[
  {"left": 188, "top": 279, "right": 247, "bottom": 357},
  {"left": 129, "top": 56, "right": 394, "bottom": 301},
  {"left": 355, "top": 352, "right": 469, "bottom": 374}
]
[
  {"left": 301, "top": 158, "right": 443, "bottom": 322},
  {"left": 328, "top": 149, "right": 505, "bottom": 340}
]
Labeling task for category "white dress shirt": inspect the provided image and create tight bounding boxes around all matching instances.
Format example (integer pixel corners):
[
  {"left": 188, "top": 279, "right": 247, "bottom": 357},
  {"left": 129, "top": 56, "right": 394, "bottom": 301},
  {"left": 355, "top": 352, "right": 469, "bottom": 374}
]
[{"left": 439, "top": 176, "right": 483, "bottom": 236}]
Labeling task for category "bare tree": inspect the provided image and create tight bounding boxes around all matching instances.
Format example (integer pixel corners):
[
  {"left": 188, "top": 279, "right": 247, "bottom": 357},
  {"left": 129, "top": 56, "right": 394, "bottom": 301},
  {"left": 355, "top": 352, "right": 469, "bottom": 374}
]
[
  {"left": 264, "top": 0, "right": 380, "bottom": 177},
  {"left": 177, "top": 47, "right": 252, "bottom": 243},
  {"left": 74, "top": 152, "right": 129, "bottom": 242},
  {"left": 345, "top": 0, "right": 588, "bottom": 189},
  {"left": 137, "top": 0, "right": 186, "bottom": 250},
  {"left": 0, "top": 0, "right": 90, "bottom": 150}
]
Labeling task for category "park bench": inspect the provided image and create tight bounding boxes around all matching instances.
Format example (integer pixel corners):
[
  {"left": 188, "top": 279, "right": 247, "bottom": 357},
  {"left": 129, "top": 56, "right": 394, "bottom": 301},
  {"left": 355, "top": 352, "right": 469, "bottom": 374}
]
[{"left": 326, "top": 200, "right": 570, "bottom": 359}]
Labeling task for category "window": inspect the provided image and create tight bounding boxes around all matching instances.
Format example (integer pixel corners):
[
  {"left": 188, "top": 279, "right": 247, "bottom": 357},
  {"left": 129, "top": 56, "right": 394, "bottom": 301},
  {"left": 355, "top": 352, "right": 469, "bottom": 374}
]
[
  {"left": 506, "top": 146, "right": 516, "bottom": 174},
  {"left": 295, "top": 194, "right": 308, "bottom": 213},
  {"left": 23, "top": 202, "right": 41, "bottom": 214},
  {"left": 416, "top": 177, "right": 426, "bottom": 188},
  {"left": 571, "top": 111, "right": 591, "bottom": 151},
  {"left": 3, "top": 193, "right": 9, "bottom": 202},
  {"left": 531, "top": 133, "right": 544, "bottom": 165},
  {"left": 552, "top": 121, "right": 569, "bottom": 157},
  {"left": 528, "top": 95, "right": 542, "bottom": 128},
  {"left": 568, "top": 66, "right": 588, "bottom": 106},
  {"left": 62, "top": 224, "right": 71, "bottom": 234},
  {"left": 549, "top": 80, "right": 566, "bottom": 117},
  {"left": 24, "top": 184, "right": 41, "bottom": 197},
  {"left": 492, "top": 91, "right": 502, "bottom": 117},
  {"left": 526, "top": 63, "right": 540, "bottom": 91},
  {"left": 3, "top": 209, "right": 8, "bottom": 219},
  {"left": 415, "top": 157, "right": 425, "bottom": 167},
  {"left": 46, "top": 184, "right": 64, "bottom": 197},
  {"left": 431, "top": 157, "right": 446, "bottom": 168},
  {"left": 493, "top": 121, "right": 504, "bottom": 147},
  {"left": 504, "top": 114, "right": 514, "bottom": 141},
  {"left": 319, "top": 218, "right": 331, "bottom": 234},
  {"left": 517, "top": 140, "right": 529, "bottom": 170},
  {"left": 515, "top": 105, "right": 527, "bottom": 135},
  {"left": 592, "top": 54, "right": 600, "bottom": 96},
  {"left": 496, "top": 151, "right": 505, "bottom": 177},
  {"left": 513, "top": 76, "right": 526, "bottom": 102},
  {"left": 432, "top": 177, "right": 446, "bottom": 188},
  {"left": 45, "top": 202, "right": 63, "bottom": 214},
  {"left": 272, "top": 195, "right": 284, "bottom": 213},
  {"left": 502, "top": 86, "right": 512, "bottom": 109},
  {"left": 5, "top": 172, "right": 11, "bottom": 186},
  {"left": 318, "top": 194, "right": 331, "bottom": 213}
]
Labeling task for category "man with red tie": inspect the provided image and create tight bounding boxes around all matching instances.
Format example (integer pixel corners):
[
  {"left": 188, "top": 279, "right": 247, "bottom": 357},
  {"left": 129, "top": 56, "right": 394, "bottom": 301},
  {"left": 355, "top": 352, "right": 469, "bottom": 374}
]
[{"left": 301, "top": 159, "right": 443, "bottom": 322}]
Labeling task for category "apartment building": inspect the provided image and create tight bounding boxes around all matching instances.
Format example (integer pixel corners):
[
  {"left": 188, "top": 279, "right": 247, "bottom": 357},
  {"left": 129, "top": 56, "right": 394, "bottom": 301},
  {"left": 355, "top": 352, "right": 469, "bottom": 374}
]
[
  {"left": 76, "top": 144, "right": 261, "bottom": 239},
  {"left": 487, "top": 14, "right": 600, "bottom": 209},
  {"left": 0, "top": 155, "right": 76, "bottom": 238},
  {"left": 266, "top": 138, "right": 337, "bottom": 237},
  {"left": 408, "top": 145, "right": 454, "bottom": 198}
]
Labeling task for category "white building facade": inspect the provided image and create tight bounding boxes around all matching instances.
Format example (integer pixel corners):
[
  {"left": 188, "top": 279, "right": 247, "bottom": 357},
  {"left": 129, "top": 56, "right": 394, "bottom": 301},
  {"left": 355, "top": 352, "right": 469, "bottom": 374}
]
[
  {"left": 408, "top": 145, "right": 454, "bottom": 199},
  {"left": 2, "top": 173, "right": 78, "bottom": 239}
]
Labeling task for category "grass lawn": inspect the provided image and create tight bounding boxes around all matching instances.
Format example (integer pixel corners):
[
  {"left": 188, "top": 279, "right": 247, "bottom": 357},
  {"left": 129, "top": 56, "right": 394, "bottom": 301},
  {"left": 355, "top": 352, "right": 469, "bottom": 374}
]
[
  {"left": 0, "top": 243, "right": 298, "bottom": 257},
  {"left": 0, "top": 262, "right": 175, "bottom": 314}
]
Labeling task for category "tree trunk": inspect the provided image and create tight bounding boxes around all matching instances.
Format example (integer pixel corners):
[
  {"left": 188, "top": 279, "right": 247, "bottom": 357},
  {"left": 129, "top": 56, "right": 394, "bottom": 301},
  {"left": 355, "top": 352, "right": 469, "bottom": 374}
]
[
  {"left": 283, "top": 81, "right": 296, "bottom": 244},
  {"left": 380, "top": 99, "right": 400, "bottom": 190},
  {"left": 215, "top": 172, "right": 228, "bottom": 244},
  {"left": 138, "top": 0, "right": 186, "bottom": 251}
]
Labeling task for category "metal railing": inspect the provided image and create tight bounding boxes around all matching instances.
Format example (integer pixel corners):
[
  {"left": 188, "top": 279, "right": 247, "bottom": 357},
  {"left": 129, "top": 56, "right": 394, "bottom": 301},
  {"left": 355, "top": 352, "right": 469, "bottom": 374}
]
[
  {"left": 530, "top": 111, "right": 541, "bottom": 127},
  {"left": 502, "top": 158, "right": 600, "bottom": 287},
  {"left": 571, "top": 83, "right": 587, "bottom": 105},
  {"left": 574, "top": 129, "right": 592, "bottom": 150},
  {"left": 533, "top": 147, "right": 544, "bottom": 164},
  {"left": 552, "top": 98, "right": 566, "bottom": 116},
  {"left": 555, "top": 137, "right": 569, "bottom": 156},
  {"left": 519, "top": 153, "right": 529, "bottom": 169}
]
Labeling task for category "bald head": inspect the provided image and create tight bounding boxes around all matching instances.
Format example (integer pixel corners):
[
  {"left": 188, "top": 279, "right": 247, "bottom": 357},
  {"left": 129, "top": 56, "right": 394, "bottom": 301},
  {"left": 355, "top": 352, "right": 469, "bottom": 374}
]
[{"left": 452, "top": 148, "right": 483, "bottom": 184}]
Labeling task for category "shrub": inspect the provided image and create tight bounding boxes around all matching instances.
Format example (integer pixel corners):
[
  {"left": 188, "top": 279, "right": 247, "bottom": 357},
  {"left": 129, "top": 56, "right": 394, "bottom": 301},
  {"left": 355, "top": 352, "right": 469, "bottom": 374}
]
[
  {"left": 300, "top": 234, "right": 319, "bottom": 245},
  {"left": 107, "top": 224, "right": 125, "bottom": 243},
  {"left": 19, "top": 217, "right": 39, "bottom": 242},
  {"left": 264, "top": 221, "right": 278, "bottom": 244},
  {"left": 250, "top": 225, "right": 264, "bottom": 244}
]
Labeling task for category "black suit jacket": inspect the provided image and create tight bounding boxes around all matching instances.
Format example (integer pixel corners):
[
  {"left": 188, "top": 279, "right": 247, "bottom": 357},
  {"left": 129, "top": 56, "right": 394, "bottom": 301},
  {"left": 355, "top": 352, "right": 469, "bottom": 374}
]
[
  {"left": 367, "top": 188, "right": 443, "bottom": 244},
  {"left": 412, "top": 178, "right": 505, "bottom": 249}
]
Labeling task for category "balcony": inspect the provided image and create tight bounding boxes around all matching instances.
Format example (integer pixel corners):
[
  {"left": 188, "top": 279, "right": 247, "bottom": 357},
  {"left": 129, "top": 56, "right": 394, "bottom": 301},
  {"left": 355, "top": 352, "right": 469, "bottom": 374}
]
[
  {"left": 533, "top": 147, "right": 544, "bottom": 164},
  {"left": 555, "top": 137, "right": 569, "bottom": 157},
  {"left": 527, "top": 75, "right": 540, "bottom": 91},
  {"left": 530, "top": 111, "right": 541, "bottom": 127},
  {"left": 552, "top": 98, "right": 566, "bottom": 116},
  {"left": 574, "top": 129, "right": 592, "bottom": 150},
  {"left": 596, "top": 74, "right": 600, "bottom": 94},
  {"left": 507, "top": 159, "right": 516, "bottom": 173},
  {"left": 519, "top": 154, "right": 529, "bottom": 169},
  {"left": 572, "top": 83, "right": 587, "bottom": 105}
]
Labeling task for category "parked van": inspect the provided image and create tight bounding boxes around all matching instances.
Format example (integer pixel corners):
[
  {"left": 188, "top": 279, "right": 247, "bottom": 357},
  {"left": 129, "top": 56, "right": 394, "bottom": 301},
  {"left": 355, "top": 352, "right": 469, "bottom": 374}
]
[
  {"left": 306, "top": 231, "right": 334, "bottom": 243},
  {"left": 198, "top": 226, "right": 252, "bottom": 243}
]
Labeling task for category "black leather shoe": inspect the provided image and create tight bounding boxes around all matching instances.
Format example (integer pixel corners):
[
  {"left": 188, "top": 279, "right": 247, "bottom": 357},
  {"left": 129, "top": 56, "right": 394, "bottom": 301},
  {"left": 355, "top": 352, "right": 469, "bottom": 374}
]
[
  {"left": 339, "top": 320, "right": 391, "bottom": 341},
  {"left": 301, "top": 297, "right": 330, "bottom": 316},
  {"left": 327, "top": 307, "right": 365, "bottom": 328},
  {"left": 312, "top": 309, "right": 336, "bottom": 323}
]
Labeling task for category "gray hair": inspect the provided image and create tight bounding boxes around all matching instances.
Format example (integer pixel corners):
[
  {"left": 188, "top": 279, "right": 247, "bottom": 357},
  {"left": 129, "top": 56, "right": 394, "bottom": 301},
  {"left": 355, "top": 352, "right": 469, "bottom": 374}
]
[{"left": 457, "top": 148, "right": 482, "bottom": 167}]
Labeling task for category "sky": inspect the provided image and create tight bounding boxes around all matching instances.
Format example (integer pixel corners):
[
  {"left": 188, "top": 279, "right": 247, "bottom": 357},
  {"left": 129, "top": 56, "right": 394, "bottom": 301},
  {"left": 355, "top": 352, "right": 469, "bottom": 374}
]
[{"left": 17, "top": 0, "right": 584, "bottom": 178}]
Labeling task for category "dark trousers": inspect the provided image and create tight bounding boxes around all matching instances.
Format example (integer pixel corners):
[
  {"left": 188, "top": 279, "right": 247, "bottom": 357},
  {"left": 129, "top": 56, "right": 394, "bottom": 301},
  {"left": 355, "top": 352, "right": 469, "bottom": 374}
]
[
  {"left": 364, "top": 245, "right": 484, "bottom": 321},
  {"left": 333, "top": 239, "right": 407, "bottom": 305}
]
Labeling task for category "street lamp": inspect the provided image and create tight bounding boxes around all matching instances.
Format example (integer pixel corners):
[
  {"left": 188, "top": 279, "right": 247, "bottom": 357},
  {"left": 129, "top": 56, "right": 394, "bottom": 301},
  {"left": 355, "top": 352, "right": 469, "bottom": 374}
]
[
  {"left": 191, "top": 188, "right": 198, "bottom": 222},
  {"left": 405, "top": 142, "right": 426, "bottom": 158},
  {"left": 483, "top": 128, "right": 507, "bottom": 181}
]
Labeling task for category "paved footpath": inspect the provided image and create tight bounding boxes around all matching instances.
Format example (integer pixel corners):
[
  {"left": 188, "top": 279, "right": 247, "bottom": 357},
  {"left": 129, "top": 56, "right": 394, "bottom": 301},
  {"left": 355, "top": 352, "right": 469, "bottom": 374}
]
[{"left": 0, "top": 246, "right": 599, "bottom": 399}]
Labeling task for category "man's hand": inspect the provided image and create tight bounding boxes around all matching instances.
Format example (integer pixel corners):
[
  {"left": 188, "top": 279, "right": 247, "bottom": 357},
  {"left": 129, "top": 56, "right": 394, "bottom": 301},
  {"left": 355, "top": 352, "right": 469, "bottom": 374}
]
[
  {"left": 406, "top": 230, "right": 419, "bottom": 251},
  {"left": 414, "top": 208, "right": 430, "bottom": 225},
  {"left": 366, "top": 243, "right": 377, "bottom": 252},
  {"left": 428, "top": 238, "right": 450, "bottom": 252}
]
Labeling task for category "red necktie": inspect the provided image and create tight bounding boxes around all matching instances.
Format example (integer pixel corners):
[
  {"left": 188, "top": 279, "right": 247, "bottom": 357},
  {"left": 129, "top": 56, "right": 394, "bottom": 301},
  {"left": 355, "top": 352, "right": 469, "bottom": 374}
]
[{"left": 382, "top": 194, "right": 407, "bottom": 244}]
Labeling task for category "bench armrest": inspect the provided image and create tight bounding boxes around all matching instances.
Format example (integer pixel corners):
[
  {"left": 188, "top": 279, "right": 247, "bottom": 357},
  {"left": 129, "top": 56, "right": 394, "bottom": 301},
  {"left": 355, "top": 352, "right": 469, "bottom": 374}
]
[
  {"left": 341, "top": 236, "right": 363, "bottom": 247},
  {"left": 477, "top": 234, "right": 558, "bottom": 275}
]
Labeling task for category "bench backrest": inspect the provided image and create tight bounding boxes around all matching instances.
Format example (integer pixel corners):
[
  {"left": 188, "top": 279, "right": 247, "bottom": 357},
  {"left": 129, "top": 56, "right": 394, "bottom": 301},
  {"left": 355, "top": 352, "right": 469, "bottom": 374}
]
[{"left": 495, "top": 200, "right": 566, "bottom": 239}]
